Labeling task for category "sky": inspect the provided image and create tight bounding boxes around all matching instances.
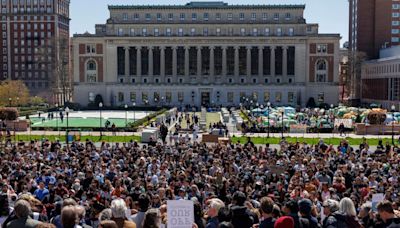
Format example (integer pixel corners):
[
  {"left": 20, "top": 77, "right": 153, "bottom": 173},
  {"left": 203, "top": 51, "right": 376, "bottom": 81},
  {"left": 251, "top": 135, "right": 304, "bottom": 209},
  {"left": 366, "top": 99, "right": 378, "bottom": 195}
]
[{"left": 70, "top": 0, "right": 348, "bottom": 46}]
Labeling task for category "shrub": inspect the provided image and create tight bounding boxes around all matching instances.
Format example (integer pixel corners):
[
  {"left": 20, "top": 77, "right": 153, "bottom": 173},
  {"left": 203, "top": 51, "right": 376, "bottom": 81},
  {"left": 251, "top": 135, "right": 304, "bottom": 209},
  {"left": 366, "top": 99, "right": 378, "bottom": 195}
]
[{"left": 0, "top": 107, "right": 19, "bottom": 120}]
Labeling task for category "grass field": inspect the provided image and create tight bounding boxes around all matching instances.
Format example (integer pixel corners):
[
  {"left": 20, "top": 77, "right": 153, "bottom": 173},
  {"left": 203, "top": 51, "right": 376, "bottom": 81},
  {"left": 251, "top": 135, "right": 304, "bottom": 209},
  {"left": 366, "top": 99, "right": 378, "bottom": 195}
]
[
  {"left": 179, "top": 112, "right": 221, "bottom": 130},
  {"left": 230, "top": 136, "right": 395, "bottom": 146},
  {"left": 30, "top": 117, "right": 135, "bottom": 128}
]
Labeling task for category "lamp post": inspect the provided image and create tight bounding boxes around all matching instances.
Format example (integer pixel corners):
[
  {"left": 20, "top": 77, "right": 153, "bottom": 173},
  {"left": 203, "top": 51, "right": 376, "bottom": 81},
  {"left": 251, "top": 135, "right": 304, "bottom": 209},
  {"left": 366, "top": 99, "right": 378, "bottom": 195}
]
[
  {"left": 267, "top": 102, "right": 271, "bottom": 138},
  {"left": 132, "top": 102, "right": 136, "bottom": 122},
  {"left": 391, "top": 104, "right": 396, "bottom": 145},
  {"left": 330, "top": 103, "right": 334, "bottom": 137},
  {"left": 65, "top": 107, "right": 69, "bottom": 146},
  {"left": 124, "top": 104, "right": 128, "bottom": 127},
  {"left": 8, "top": 97, "right": 11, "bottom": 107},
  {"left": 55, "top": 104, "right": 59, "bottom": 137},
  {"left": 281, "top": 109, "right": 284, "bottom": 139},
  {"left": 99, "top": 102, "right": 103, "bottom": 137},
  {"left": 16, "top": 97, "right": 19, "bottom": 107}
]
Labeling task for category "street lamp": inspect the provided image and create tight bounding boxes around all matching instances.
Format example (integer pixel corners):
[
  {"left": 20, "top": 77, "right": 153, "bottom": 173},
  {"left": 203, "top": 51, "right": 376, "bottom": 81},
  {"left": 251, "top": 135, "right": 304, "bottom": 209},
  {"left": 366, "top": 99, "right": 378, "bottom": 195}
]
[
  {"left": 8, "top": 97, "right": 11, "bottom": 107},
  {"left": 99, "top": 102, "right": 103, "bottom": 137},
  {"left": 391, "top": 104, "right": 396, "bottom": 145},
  {"left": 267, "top": 102, "right": 271, "bottom": 138},
  {"left": 281, "top": 108, "right": 284, "bottom": 139},
  {"left": 132, "top": 102, "right": 136, "bottom": 122},
  {"left": 65, "top": 107, "right": 70, "bottom": 146},
  {"left": 124, "top": 104, "right": 128, "bottom": 127},
  {"left": 55, "top": 104, "right": 59, "bottom": 137},
  {"left": 16, "top": 97, "right": 19, "bottom": 107}
]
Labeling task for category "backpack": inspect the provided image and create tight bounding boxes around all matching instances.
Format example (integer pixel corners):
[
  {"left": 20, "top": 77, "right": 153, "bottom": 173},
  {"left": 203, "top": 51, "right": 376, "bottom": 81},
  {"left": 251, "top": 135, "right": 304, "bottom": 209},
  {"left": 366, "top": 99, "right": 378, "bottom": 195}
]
[{"left": 299, "top": 217, "right": 321, "bottom": 228}]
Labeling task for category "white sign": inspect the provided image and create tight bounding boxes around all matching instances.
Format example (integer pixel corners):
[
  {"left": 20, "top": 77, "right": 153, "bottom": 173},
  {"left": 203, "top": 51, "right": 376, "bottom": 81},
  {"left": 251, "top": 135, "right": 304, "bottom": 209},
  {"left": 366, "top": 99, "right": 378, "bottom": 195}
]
[
  {"left": 167, "top": 200, "right": 194, "bottom": 228},
  {"left": 372, "top": 194, "right": 385, "bottom": 212},
  {"left": 334, "top": 119, "right": 353, "bottom": 128}
]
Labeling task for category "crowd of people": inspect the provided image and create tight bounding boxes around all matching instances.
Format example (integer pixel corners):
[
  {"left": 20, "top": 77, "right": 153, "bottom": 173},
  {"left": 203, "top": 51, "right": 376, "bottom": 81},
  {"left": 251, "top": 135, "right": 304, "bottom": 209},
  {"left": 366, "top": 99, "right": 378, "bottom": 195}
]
[{"left": 0, "top": 129, "right": 400, "bottom": 227}]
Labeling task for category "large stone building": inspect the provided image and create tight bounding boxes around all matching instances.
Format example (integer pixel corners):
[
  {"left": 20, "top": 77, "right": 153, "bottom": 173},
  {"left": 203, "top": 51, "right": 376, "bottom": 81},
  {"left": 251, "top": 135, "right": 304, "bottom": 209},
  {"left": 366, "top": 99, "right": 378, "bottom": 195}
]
[
  {"left": 72, "top": 2, "right": 340, "bottom": 108},
  {"left": 0, "top": 0, "right": 71, "bottom": 104}
]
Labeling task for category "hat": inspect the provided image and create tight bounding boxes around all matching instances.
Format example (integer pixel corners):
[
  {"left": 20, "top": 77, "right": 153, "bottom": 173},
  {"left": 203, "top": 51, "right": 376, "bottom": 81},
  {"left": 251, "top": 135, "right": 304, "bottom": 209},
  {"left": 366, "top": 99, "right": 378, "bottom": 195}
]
[
  {"left": 298, "top": 199, "right": 312, "bottom": 215},
  {"left": 274, "top": 216, "right": 294, "bottom": 228}
]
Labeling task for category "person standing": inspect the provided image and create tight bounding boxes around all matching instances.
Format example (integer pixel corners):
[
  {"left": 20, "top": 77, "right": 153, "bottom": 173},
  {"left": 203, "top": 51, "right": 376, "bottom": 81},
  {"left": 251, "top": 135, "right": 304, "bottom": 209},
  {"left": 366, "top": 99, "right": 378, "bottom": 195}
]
[
  {"left": 205, "top": 199, "right": 225, "bottom": 228},
  {"left": 258, "top": 197, "right": 276, "bottom": 228}
]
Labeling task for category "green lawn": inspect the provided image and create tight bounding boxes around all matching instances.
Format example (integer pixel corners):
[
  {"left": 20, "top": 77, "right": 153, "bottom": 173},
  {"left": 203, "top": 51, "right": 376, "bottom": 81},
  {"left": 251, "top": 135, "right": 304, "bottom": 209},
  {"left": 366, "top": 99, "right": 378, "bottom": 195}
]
[
  {"left": 206, "top": 112, "right": 222, "bottom": 130},
  {"left": 12, "top": 134, "right": 141, "bottom": 143},
  {"left": 230, "top": 136, "right": 393, "bottom": 146},
  {"left": 30, "top": 117, "right": 135, "bottom": 129}
]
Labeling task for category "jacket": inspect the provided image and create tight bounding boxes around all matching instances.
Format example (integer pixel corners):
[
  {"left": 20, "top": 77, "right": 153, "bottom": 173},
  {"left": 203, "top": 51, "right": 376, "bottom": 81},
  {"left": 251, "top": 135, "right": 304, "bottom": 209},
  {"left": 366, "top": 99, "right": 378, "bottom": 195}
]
[
  {"left": 6, "top": 217, "right": 41, "bottom": 228},
  {"left": 231, "top": 206, "right": 256, "bottom": 228}
]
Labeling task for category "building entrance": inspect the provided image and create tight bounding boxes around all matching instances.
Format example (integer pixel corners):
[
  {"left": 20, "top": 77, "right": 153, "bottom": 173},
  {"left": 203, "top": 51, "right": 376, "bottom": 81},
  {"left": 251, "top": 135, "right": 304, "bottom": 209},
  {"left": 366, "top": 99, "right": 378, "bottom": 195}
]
[{"left": 201, "top": 92, "right": 210, "bottom": 106}]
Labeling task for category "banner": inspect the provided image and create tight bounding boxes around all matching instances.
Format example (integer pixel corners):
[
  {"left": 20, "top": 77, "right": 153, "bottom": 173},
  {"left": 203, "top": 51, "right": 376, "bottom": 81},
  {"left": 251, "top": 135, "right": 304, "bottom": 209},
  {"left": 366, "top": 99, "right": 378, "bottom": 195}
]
[
  {"left": 289, "top": 124, "right": 308, "bottom": 133},
  {"left": 167, "top": 200, "right": 194, "bottom": 228},
  {"left": 334, "top": 119, "right": 353, "bottom": 128},
  {"left": 372, "top": 193, "right": 384, "bottom": 212}
]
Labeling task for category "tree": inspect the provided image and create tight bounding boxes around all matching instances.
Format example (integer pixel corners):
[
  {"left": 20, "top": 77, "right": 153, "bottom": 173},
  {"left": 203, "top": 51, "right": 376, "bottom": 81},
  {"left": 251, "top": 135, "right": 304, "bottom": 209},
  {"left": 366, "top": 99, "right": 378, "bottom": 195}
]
[
  {"left": 0, "top": 80, "right": 29, "bottom": 106},
  {"left": 30, "top": 96, "right": 46, "bottom": 106},
  {"left": 306, "top": 97, "right": 316, "bottom": 108}
]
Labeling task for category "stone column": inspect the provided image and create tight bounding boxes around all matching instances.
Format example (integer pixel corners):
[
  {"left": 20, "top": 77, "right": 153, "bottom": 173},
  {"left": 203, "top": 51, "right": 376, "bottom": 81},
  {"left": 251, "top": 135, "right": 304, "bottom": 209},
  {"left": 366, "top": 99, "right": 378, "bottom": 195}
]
[
  {"left": 148, "top": 46, "right": 153, "bottom": 76},
  {"left": 270, "top": 46, "right": 275, "bottom": 76},
  {"left": 222, "top": 46, "right": 227, "bottom": 76},
  {"left": 172, "top": 46, "right": 177, "bottom": 77},
  {"left": 210, "top": 46, "right": 215, "bottom": 77},
  {"left": 282, "top": 46, "right": 288, "bottom": 77},
  {"left": 136, "top": 46, "right": 141, "bottom": 76},
  {"left": 246, "top": 46, "right": 251, "bottom": 76},
  {"left": 234, "top": 46, "right": 239, "bottom": 76},
  {"left": 258, "top": 46, "right": 263, "bottom": 77},
  {"left": 197, "top": 46, "right": 202, "bottom": 76},
  {"left": 185, "top": 46, "right": 189, "bottom": 76},
  {"left": 160, "top": 46, "right": 165, "bottom": 77},
  {"left": 124, "top": 46, "right": 130, "bottom": 76}
]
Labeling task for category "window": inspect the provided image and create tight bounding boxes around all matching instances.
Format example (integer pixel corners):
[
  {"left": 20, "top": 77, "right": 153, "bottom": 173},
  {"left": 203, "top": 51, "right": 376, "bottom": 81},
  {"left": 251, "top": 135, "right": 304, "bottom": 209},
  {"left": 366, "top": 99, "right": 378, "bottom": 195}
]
[
  {"left": 86, "top": 44, "right": 96, "bottom": 53},
  {"left": 118, "top": 92, "right": 124, "bottom": 102},
  {"left": 145, "top": 13, "right": 151, "bottom": 21},
  {"left": 316, "top": 59, "right": 327, "bottom": 82},
  {"left": 275, "top": 92, "right": 282, "bottom": 102},
  {"left": 190, "top": 28, "right": 196, "bottom": 36},
  {"left": 178, "top": 92, "right": 184, "bottom": 102},
  {"left": 252, "top": 28, "right": 258, "bottom": 36},
  {"left": 192, "top": 13, "right": 197, "bottom": 21},
  {"left": 117, "top": 28, "right": 124, "bottom": 36},
  {"left": 288, "top": 92, "right": 294, "bottom": 103},
  {"left": 203, "top": 12, "right": 208, "bottom": 21},
  {"left": 178, "top": 28, "right": 183, "bottom": 36},
  {"left": 392, "top": 29, "right": 399, "bottom": 34},
  {"left": 216, "top": 28, "right": 221, "bottom": 36},
  {"left": 317, "top": 44, "right": 327, "bottom": 53},
  {"left": 239, "top": 13, "right": 244, "bottom": 20},
  {"left": 130, "top": 28, "right": 135, "bottom": 36},
  {"left": 142, "top": 28, "right": 147, "bottom": 36},
  {"left": 240, "top": 28, "right": 246, "bottom": 36},
  {"left": 393, "top": 21, "right": 400, "bottom": 26},
  {"left": 154, "top": 28, "right": 159, "bottom": 36},
  {"left": 216, "top": 13, "right": 221, "bottom": 20},
  {"left": 166, "top": 28, "right": 171, "bottom": 36},
  {"left": 289, "top": 27, "right": 294, "bottom": 36},
  {"left": 264, "top": 78, "right": 268, "bottom": 84},
  {"left": 276, "top": 27, "right": 282, "bottom": 36},
  {"left": 262, "top": 13, "right": 267, "bottom": 20},
  {"left": 134, "top": 13, "right": 139, "bottom": 20},
  {"left": 285, "top": 13, "right": 291, "bottom": 20},
  {"left": 264, "top": 92, "right": 270, "bottom": 102},
  {"left": 123, "top": 13, "right": 128, "bottom": 21},
  {"left": 392, "top": 37, "right": 399, "bottom": 42},
  {"left": 227, "top": 13, "right": 233, "bottom": 20},
  {"left": 393, "top": 4, "right": 400, "bottom": 9},
  {"left": 156, "top": 13, "right": 162, "bottom": 21},
  {"left": 203, "top": 27, "right": 208, "bottom": 36},
  {"left": 251, "top": 13, "right": 256, "bottom": 20},
  {"left": 88, "top": 92, "right": 95, "bottom": 102},
  {"left": 274, "top": 13, "right": 279, "bottom": 20},
  {"left": 227, "top": 92, "right": 234, "bottom": 103},
  {"left": 87, "top": 60, "right": 96, "bottom": 70},
  {"left": 393, "top": 12, "right": 399, "bottom": 18},
  {"left": 130, "top": 92, "right": 136, "bottom": 102},
  {"left": 168, "top": 13, "right": 173, "bottom": 20},
  {"left": 180, "top": 13, "right": 185, "bottom": 21}
]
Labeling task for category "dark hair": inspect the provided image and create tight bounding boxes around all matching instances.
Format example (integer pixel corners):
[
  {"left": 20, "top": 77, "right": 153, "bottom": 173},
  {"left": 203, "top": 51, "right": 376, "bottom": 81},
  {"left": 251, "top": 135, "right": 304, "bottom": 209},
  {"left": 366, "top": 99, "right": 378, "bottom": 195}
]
[
  {"left": 138, "top": 194, "right": 150, "bottom": 212},
  {"left": 218, "top": 207, "right": 232, "bottom": 223},
  {"left": 232, "top": 191, "right": 246, "bottom": 206},
  {"left": 284, "top": 200, "right": 299, "bottom": 214},
  {"left": 260, "top": 197, "right": 274, "bottom": 214},
  {"left": 377, "top": 201, "right": 394, "bottom": 214}
]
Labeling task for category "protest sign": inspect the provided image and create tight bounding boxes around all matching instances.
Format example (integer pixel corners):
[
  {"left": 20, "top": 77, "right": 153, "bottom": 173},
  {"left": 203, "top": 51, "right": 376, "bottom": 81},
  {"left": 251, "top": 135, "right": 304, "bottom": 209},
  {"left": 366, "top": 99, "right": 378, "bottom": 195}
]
[
  {"left": 372, "top": 193, "right": 385, "bottom": 212},
  {"left": 167, "top": 200, "right": 194, "bottom": 228}
]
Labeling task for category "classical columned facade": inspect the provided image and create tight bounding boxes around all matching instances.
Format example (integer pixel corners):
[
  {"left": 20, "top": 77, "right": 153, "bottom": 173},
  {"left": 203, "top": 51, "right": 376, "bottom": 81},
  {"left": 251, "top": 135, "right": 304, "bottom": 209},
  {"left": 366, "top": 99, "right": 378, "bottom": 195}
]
[{"left": 72, "top": 2, "right": 340, "bottom": 107}]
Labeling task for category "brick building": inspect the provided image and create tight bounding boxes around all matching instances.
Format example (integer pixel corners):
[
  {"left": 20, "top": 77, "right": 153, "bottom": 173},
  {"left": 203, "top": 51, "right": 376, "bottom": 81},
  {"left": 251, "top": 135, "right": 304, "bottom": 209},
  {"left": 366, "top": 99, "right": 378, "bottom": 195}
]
[{"left": 0, "top": 0, "right": 71, "bottom": 104}]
